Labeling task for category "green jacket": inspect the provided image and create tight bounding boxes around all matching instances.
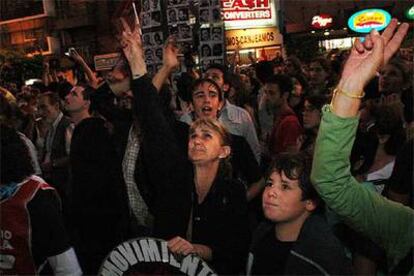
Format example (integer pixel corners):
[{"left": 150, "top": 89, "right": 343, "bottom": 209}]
[{"left": 311, "top": 105, "right": 413, "bottom": 273}]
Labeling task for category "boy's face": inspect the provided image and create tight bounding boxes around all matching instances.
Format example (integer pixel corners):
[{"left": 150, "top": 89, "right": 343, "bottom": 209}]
[{"left": 262, "top": 171, "right": 315, "bottom": 224}]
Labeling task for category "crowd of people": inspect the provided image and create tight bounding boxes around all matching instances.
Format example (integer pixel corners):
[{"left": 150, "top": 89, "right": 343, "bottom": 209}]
[{"left": 1, "top": 18, "right": 413, "bottom": 275}]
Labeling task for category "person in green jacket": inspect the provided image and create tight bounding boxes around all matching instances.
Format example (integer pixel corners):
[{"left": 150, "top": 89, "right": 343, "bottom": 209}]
[{"left": 311, "top": 19, "right": 413, "bottom": 274}]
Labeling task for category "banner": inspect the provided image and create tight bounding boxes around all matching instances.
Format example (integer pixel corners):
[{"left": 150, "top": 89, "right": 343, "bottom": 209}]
[{"left": 99, "top": 238, "right": 217, "bottom": 276}]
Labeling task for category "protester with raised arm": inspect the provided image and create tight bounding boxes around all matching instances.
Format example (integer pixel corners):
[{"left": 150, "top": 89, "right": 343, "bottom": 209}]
[
  {"left": 120, "top": 19, "right": 250, "bottom": 274},
  {"left": 311, "top": 19, "right": 413, "bottom": 274}
]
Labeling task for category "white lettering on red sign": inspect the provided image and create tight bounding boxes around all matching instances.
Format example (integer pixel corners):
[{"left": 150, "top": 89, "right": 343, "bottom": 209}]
[
  {"left": 312, "top": 15, "right": 333, "bottom": 28},
  {"left": 221, "top": 0, "right": 271, "bottom": 21}
]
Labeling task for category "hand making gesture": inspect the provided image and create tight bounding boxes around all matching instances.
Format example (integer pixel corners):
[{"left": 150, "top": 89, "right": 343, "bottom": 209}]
[
  {"left": 333, "top": 19, "right": 409, "bottom": 117},
  {"left": 119, "top": 17, "right": 147, "bottom": 78}
]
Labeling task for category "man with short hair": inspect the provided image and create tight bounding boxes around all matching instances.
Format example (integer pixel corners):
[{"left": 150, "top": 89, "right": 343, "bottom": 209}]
[
  {"left": 38, "top": 92, "right": 73, "bottom": 220},
  {"left": 201, "top": 64, "right": 261, "bottom": 163},
  {"left": 65, "top": 85, "right": 127, "bottom": 274},
  {"left": 263, "top": 75, "right": 302, "bottom": 160}
]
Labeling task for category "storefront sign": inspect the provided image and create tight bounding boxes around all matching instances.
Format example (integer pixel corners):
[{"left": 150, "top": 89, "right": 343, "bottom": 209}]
[
  {"left": 94, "top": 53, "right": 122, "bottom": 71},
  {"left": 225, "top": 27, "right": 281, "bottom": 50},
  {"left": 311, "top": 14, "right": 333, "bottom": 29},
  {"left": 99, "top": 238, "right": 216, "bottom": 276},
  {"left": 222, "top": 0, "right": 277, "bottom": 30},
  {"left": 348, "top": 9, "right": 391, "bottom": 33},
  {"left": 405, "top": 5, "right": 414, "bottom": 20}
]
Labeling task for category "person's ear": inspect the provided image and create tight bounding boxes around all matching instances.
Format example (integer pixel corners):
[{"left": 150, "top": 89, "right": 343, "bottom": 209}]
[
  {"left": 304, "top": 199, "right": 317, "bottom": 212},
  {"left": 219, "top": 145, "right": 231, "bottom": 159}
]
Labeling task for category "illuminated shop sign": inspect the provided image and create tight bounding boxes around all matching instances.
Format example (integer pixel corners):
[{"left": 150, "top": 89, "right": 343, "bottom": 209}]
[
  {"left": 225, "top": 27, "right": 281, "bottom": 50},
  {"left": 405, "top": 5, "right": 414, "bottom": 20},
  {"left": 221, "top": 0, "right": 277, "bottom": 30},
  {"left": 311, "top": 14, "right": 333, "bottom": 29},
  {"left": 348, "top": 9, "right": 391, "bottom": 33}
]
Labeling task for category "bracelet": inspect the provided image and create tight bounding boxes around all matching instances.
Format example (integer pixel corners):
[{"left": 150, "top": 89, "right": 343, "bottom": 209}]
[{"left": 333, "top": 87, "right": 365, "bottom": 99}]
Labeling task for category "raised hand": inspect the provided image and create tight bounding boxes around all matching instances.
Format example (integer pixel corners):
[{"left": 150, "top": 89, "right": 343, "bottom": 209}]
[
  {"left": 69, "top": 48, "right": 84, "bottom": 64},
  {"left": 339, "top": 19, "right": 409, "bottom": 93},
  {"left": 119, "top": 17, "right": 147, "bottom": 77},
  {"left": 163, "top": 35, "right": 180, "bottom": 70}
]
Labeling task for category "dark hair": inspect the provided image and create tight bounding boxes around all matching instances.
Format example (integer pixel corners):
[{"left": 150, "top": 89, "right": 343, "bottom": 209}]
[
  {"left": 372, "top": 104, "right": 406, "bottom": 155},
  {"left": 176, "top": 72, "right": 196, "bottom": 103},
  {"left": 206, "top": 63, "right": 230, "bottom": 85},
  {"left": 40, "top": 91, "right": 61, "bottom": 107},
  {"left": 254, "top": 61, "right": 273, "bottom": 84},
  {"left": 310, "top": 57, "right": 332, "bottom": 74},
  {"left": 304, "top": 95, "right": 327, "bottom": 111},
  {"left": 264, "top": 74, "right": 293, "bottom": 95},
  {"left": 267, "top": 152, "right": 324, "bottom": 211},
  {"left": 191, "top": 78, "right": 223, "bottom": 101},
  {"left": 1, "top": 124, "right": 34, "bottom": 184}
]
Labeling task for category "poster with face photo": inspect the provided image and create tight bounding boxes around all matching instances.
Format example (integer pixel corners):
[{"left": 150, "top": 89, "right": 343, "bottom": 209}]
[
  {"left": 169, "top": 25, "right": 179, "bottom": 36},
  {"left": 152, "top": 32, "right": 163, "bottom": 46},
  {"left": 211, "top": 27, "right": 223, "bottom": 41},
  {"left": 211, "top": 0, "right": 220, "bottom": 7},
  {"left": 178, "top": 24, "right": 192, "bottom": 40},
  {"left": 199, "top": 8, "right": 209, "bottom": 24},
  {"left": 143, "top": 33, "right": 153, "bottom": 46},
  {"left": 212, "top": 43, "right": 223, "bottom": 56},
  {"left": 167, "top": 9, "right": 178, "bottom": 24},
  {"left": 200, "top": 44, "right": 212, "bottom": 58},
  {"left": 177, "top": 8, "right": 189, "bottom": 22},
  {"left": 141, "top": 12, "right": 151, "bottom": 29},
  {"left": 154, "top": 47, "right": 163, "bottom": 62},
  {"left": 200, "top": 59, "right": 212, "bottom": 71},
  {"left": 211, "top": 7, "right": 221, "bottom": 22},
  {"left": 142, "top": 0, "right": 150, "bottom": 12},
  {"left": 149, "top": 0, "right": 160, "bottom": 11},
  {"left": 200, "top": 28, "right": 210, "bottom": 42},
  {"left": 144, "top": 48, "right": 154, "bottom": 64},
  {"left": 151, "top": 11, "right": 162, "bottom": 26}
]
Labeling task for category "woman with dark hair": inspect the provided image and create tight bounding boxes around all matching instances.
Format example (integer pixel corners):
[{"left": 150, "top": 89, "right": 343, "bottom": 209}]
[
  {"left": 352, "top": 103, "right": 406, "bottom": 191},
  {"left": 0, "top": 124, "right": 82, "bottom": 275},
  {"left": 120, "top": 22, "right": 250, "bottom": 274}
]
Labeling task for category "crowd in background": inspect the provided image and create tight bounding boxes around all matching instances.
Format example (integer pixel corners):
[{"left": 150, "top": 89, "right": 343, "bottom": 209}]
[{"left": 0, "top": 19, "right": 413, "bottom": 275}]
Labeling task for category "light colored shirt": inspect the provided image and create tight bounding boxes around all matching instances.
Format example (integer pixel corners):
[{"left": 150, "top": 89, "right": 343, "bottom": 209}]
[{"left": 122, "top": 125, "right": 153, "bottom": 228}]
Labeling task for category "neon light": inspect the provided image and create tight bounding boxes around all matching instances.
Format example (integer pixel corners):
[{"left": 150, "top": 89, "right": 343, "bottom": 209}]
[{"left": 348, "top": 9, "right": 391, "bottom": 33}]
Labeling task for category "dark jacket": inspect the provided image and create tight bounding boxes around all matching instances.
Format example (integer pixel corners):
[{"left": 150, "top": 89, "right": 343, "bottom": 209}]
[
  {"left": 248, "top": 214, "right": 352, "bottom": 275},
  {"left": 130, "top": 76, "right": 193, "bottom": 239},
  {"left": 192, "top": 170, "right": 251, "bottom": 274},
  {"left": 131, "top": 76, "right": 250, "bottom": 273},
  {"left": 45, "top": 115, "right": 71, "bottom": 201},
  {"left": 70, "top": 117, "right": 128, "bottom": 274}
]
